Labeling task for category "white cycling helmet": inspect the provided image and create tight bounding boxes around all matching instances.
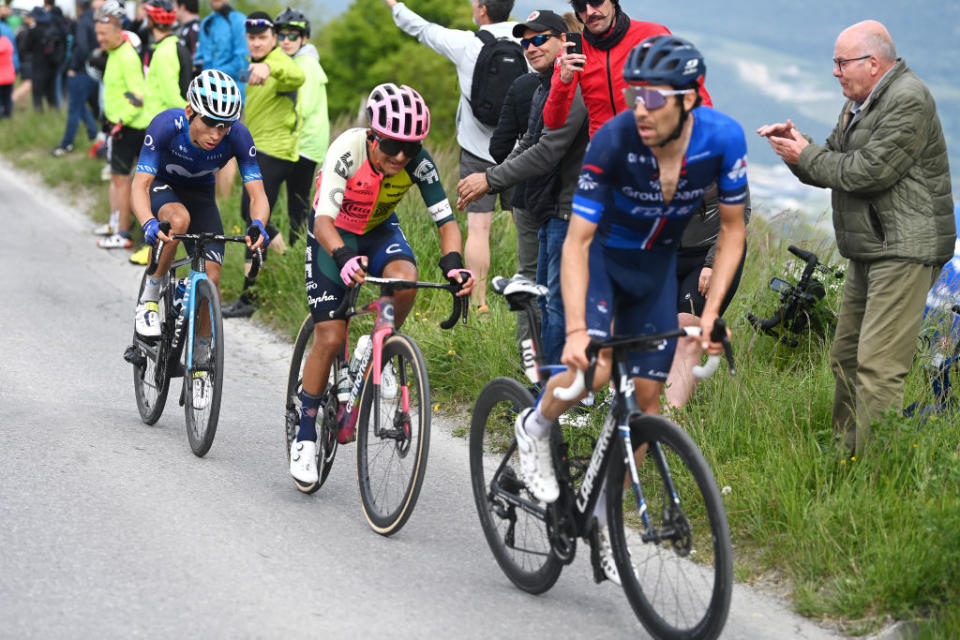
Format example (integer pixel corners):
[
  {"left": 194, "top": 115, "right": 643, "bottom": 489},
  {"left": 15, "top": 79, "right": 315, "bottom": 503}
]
[
  {"left": 187, "top": 69, "right": 243, "bottom": 123},
  {"left": 365, "top": 83, "right": 430, "bottom": 141}
]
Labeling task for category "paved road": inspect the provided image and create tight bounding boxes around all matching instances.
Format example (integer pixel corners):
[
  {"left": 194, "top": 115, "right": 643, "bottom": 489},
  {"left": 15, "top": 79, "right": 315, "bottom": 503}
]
[{"left": 0, "top": 160, "right": 843, "bottom": 639}]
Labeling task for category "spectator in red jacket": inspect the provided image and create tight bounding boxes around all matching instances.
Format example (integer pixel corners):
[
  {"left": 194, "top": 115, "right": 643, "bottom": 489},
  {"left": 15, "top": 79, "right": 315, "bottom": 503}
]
[{"left": 543, "top": 0, "right": 710, "bottom": 137}]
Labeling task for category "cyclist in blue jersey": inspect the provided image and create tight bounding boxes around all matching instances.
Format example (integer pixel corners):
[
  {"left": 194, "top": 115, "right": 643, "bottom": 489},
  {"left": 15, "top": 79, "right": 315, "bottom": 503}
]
[
  {"left": 131, "top": 69, "right": 270, "bottom": 345},
  {"left": 513, "top": 35, "right": 748, "bottom": 583}
]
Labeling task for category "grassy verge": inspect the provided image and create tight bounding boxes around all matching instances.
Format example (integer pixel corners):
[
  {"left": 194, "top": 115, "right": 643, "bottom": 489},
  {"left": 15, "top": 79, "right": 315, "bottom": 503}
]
[{"left": 4, "top": 109, "right": 959, "bottom": 637}]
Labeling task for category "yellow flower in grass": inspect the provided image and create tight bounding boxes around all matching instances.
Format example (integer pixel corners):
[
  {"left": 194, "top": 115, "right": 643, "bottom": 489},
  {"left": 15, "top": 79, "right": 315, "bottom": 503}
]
[
  {"left": 433, "top": 403, "right": 440, "bottom": 412},
  {"left": 232, "top": 224, "right": 242, "bottom": 234},
  {"left": 447, "top": 349, "right": 456, "bottom": 355}
]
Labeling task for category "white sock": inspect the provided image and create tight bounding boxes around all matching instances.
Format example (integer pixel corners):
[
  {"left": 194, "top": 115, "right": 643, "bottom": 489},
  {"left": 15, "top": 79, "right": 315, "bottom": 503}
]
[
  {"left": 139, "top": 277, "right": 162, "bottom": 303},
  {"left": 524, "top": 405, "right": 553, "bottom": 439}
]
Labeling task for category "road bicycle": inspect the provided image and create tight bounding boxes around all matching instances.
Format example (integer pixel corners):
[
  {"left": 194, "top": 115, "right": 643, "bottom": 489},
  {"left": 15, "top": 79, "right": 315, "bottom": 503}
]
[
  {"left": 123, "top": 222, "right": 261, "bottom": 457},
  {"left": 285, "top": 276, "right": 467, "bottom": 535},
  {"left": 905, "top": 303, "right": 960, "bottom": 418},
  {"left": 746, "top": 245, "right": 842, "bottom": 347},
  {"left": 470, "top": 275, "right": 734, "bottom": 640}
]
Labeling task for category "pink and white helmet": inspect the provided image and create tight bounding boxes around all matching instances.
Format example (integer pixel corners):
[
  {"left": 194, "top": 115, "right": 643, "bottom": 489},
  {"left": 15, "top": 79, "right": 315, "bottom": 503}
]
[{"left": 366, "top": 83, "right": 431, "bottom": 141}]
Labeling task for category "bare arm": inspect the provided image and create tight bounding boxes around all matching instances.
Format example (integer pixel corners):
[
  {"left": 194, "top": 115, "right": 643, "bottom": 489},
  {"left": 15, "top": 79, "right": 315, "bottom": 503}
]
[
  {"left": 559, "top": 214, "right": 597, "bottom": 373},
  {"left": 699, "top": 202, "right": 745, "bottom": 353},
  {"left": 243, "top": 178, "right": 271, "bottom": 250}
]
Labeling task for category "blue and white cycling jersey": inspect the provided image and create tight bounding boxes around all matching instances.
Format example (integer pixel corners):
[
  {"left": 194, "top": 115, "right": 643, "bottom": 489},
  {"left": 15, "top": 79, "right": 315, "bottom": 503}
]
[
  {"left": 136, "top": 108, "right": 262, "bottom": 188},
  {"left": 572, "top": 106, "right": 748, "bottom": 251}
]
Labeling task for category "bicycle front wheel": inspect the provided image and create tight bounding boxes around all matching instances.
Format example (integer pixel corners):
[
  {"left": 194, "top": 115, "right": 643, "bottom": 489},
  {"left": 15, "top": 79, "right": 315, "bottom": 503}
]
[
  {"left": 184, "top": 278, "right": 224, "bottom": 457},
  {"left": 356, "top": 333, "right": 430, "bottom": 536},
  {"left": 469, "top": 377, "right": 562, "bottom": 594},
  {"left": 606, "top": 415, "right": 732, "bottom": 640},
  {"left": 284, "top": 315, "right": 338, "bottom": 493},
  {"left": 131, "top": 270, "right": 171, "bottom": 425}
]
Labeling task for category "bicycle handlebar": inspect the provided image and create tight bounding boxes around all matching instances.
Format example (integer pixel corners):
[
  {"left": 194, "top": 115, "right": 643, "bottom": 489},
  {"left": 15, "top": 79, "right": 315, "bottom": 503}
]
[
  {"left": 553, "top": 319, "right": 735, "bottom": 401},
  {"left": 146, "top": 220, "right": 263, "bottom": 277},
  {"left": 328, "top": 276, "right": 468, "bottom": 329}
]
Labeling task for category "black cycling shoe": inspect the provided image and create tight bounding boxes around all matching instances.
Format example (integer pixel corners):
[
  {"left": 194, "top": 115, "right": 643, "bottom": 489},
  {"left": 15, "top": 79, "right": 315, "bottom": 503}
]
[{"left": 222, "top": 297, "right": 257, "bottom": 318}]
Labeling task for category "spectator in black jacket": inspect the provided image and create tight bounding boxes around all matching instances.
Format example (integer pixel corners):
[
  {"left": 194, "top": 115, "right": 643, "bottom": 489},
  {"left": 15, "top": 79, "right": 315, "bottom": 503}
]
[
  {"left": 43, "top": 0, "right": 68, "bottom": 104},
  {"left": 23, "top": 7, "right": 60, "bottom": 111},
  {"left": 457, "top": 9, "right": 589, "bottom": 363},
  {"left": 53, "top": 0, "right": 99, "bottom": 155},
  {"left": 176, "top": 0, "right": 200, "bottom": 62},
  {"left": 488, "top": 70, "right": 540, "bottom": 348}
]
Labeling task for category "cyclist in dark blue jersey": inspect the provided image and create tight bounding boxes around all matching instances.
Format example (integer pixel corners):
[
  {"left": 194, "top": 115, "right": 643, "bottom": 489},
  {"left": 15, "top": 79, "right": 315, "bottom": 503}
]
[
  {"left": 513, "top": 36, "right": 748, "bottom": 582},
  {"left": 131, "top": 70, "right": 271, "bottom": 340}
]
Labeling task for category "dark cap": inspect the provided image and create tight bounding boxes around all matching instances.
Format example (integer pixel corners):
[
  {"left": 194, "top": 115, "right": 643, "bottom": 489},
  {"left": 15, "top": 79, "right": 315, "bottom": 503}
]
[
  {"left": 28, "top": 6, "right": 49, "bottom": 20},
  {"left": 512, "top": 9, "right": 566, "bottom": 38},
  {"left": 244, "top": 11, "right": 273, "bottom": 34}
]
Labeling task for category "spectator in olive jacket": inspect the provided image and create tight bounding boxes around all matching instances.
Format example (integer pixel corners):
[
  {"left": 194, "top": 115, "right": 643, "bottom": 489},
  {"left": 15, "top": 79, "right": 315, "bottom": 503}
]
[{"left": 759, "top": 20, "right": 955, "bottom": 455}]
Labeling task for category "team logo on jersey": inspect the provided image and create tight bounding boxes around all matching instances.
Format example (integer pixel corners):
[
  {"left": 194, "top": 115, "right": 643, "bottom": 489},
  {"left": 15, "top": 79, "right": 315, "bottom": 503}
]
[
  {"left": 329, "top": 187, "right": 344, "bottom": 208},
  {"left": 165, "top": 164, "right": 215, "bottom": 179},
  {"left": 152, "top": 184, "right": 171, "bottom": 192},
  {"left": 578, "top": 172, "right": 598, "bottom": 191},
  {"left": 726, "top": 155, "right": 748, "bottom": 180},
  {"left": 596, "top": 300, "right": 609, "bottom": 315},
  {"left": 413, "top": 159, "right": 439, "bottom": 184},
  {"left": 385, "top": 243, "right": 402, "bottom": 254},
  {"left": 627, "top": 152, "right": 644, "bottom": 164},
  {"left": 248, "top": 146, "right": 257, "bottom": 157},
  {"left": 335, "top": 152, "right": 354, "bottom": 179},
  {"left": 175, "top": 115, "right": 184, "bottom": 130}
]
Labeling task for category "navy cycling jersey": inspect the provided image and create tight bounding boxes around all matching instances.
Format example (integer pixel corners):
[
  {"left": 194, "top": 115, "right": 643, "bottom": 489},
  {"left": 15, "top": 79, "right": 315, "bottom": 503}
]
[
  {"left": 572, "top": 107, "right": 748, "bottom": 251},
  {"left": 136, "top": 108, "right": 263, "bottom": 187}
]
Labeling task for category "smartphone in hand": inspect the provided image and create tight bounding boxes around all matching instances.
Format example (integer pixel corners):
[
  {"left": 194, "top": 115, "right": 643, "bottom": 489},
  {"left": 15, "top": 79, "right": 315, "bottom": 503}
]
[
  {"left": 236, "top": 68, "right": 252, "bottom": 82},
  {"left": 123, "top": 91, "right": 143, "bottom": 107},
  {"left": 566, "top": 32, "right": 583, "bottom": 57}
]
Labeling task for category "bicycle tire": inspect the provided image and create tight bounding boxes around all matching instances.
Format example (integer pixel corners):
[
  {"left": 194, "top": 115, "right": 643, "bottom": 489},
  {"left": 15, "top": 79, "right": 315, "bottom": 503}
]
[
  {"left": 184, "top": 278, "right": 224, "bottom": 457},
  {"left": 469, "top": 377, "right": 562, "bottom": 594},
  {"left": 355, "top": 333, "right": 430, "bottom": 535},
  {"left": 284, "top": 315, "right": 338, "bottom": 493},
  {"left": 606, "top": 414, "right": 732, "bottom": 640},
  {"left": 132, "top": 270, "right": 171, "bottom": 425}
]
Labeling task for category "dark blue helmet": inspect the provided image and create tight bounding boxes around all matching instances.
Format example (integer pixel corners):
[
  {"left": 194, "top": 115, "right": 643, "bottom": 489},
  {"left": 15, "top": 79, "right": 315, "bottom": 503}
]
[{"left": 623, "top": 35, "right": 705, "bottom": 87}]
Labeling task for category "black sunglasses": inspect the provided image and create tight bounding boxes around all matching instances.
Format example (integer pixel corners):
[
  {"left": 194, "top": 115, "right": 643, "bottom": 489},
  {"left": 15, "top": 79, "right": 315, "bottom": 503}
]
[
  {"left": 375, "top": 135, "right": 422, "bottom": 158},
  {"left": 200, "top": 115, "right": 233, "bottom": 130},
  {"left": 570, "top": 0, "right": 605, "bottom": 12},
  {"left": 521, "top": 33, "right": 558, "bottom": 50},
  {"left": 277, "top": 31, "right": 302, "bottom": 41}
]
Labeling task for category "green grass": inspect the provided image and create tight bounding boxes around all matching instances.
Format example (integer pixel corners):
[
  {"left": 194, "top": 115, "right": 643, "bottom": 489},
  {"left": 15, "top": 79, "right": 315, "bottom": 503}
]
[{"left": 4, "top": 108, "right": 960, "bottom": 637}]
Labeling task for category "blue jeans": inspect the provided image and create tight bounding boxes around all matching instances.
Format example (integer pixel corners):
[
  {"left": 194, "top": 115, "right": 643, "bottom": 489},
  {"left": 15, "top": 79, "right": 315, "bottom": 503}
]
[
  {"left": 60, "top": 73, "right": 98, "bottom": 148},
  {"left": 537, "top": 217, "right": 569, "bottom": 365}
]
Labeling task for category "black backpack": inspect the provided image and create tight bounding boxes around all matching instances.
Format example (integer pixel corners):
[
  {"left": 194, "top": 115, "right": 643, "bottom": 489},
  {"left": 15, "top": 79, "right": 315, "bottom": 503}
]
[{"left": 469, "top": 30, "right": 527, "bottom": 127}]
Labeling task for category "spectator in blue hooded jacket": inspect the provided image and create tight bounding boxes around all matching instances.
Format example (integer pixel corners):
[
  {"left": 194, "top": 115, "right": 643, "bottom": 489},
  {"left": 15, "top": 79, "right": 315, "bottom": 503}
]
[
  {"left": 195, "top": 0, "right": 247, "bottom": 198},
  {"left": 53, "top": 0, "right": 99, "bottom": 155}
]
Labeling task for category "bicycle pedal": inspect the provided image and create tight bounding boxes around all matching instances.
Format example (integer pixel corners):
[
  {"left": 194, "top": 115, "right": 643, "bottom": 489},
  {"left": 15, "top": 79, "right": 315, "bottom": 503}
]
[{"left": 123, "top": 345, "right": 146, "bottom": 368}]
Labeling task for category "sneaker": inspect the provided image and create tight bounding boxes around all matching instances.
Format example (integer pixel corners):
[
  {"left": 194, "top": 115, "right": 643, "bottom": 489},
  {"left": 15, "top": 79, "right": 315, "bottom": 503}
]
[
  {"left": 476, "top": 304, "right": 491, "bottom": 314},
  {"left": 191, "top": 371, "right": 210, "bottom": 410},
  {"left": 51, "top": 144, "right": 73, "bottom": 157},
  {"left": 514, "top": 408, "right": 559, "bottom": 503},
  {"left": 129, "top": 245, "right": 150, "bottom": 265},
  {"left": 97, "top": 233, "right": 132, "bottom": 249},
  {"left": 222, "top": 297, "right": 256, "bottom": 318},
  {"left": 597, "top": 524, "right": 621, "bottom": 585},
  {"left": 380, "top": 361, "right": 398, "bottom": 400},
  {"left": 135, "top": 301, "right": 161, "bottom": 338},
  {"left": 290, "top": 439, "right": 319, "bottom": 488},
  {"left": 93, "top": 222, "right": 114, "bottom": 236}
]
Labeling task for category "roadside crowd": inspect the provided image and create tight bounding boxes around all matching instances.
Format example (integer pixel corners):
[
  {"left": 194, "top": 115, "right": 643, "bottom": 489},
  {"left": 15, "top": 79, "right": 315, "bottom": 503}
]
[{"left": 1, "top": 0, "right": 954, "bottom": 456}]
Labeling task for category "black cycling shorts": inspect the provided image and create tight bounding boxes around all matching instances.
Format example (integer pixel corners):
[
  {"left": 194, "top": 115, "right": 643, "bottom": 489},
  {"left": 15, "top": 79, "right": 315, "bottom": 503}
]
[
  {"left": 149, "top": 180, "right": 225, "bottom": 264},
  {"left": 305, "top": 213, "right": 416, "bottom": 323},
  {"left": 676, "top": 244, "right": 746, "bottom": 317}
]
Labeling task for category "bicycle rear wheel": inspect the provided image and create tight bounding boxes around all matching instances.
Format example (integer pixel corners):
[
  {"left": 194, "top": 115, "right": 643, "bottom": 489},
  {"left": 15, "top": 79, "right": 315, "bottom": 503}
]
[
  {"left": 131, "top": 270, "right": 171, "bottom": 425},
  {"left": 469, "top": 377, "right": 562, "bottom": 594},
  {"left": 184, "top": 278, "right": 224, "bottom": 457},
  {"left": 606, "top": 415, "right": 732, "bottom": 640},
  {"left": 356, "top": 333, "right": 430, "bottom": 536},
  {"left": 284, "top": 315, "right": 339, "bottom": 493}
]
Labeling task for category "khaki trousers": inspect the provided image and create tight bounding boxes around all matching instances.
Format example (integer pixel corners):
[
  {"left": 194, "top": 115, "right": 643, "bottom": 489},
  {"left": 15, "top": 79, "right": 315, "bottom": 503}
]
[{"left": 831, "top": 259, "right": 939, "bottom": 454}]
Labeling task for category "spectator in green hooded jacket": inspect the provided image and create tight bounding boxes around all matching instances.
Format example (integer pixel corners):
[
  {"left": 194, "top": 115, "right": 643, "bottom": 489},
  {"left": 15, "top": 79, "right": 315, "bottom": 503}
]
[
  {"left": 222, "top": 10, "right": 304, "bottom": 318},
  {"left": 274, "top": 7, "right": 329, "bottom": 245},
  {"left": 142, "top": 0, "right": 191, "bottom": 120}
]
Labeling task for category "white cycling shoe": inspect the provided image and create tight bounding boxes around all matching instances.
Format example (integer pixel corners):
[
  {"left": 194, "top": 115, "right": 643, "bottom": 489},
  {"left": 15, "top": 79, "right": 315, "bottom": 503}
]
[
  {"left": 514, "top": 408, "right": 559, "bottom": 503},
  {"left": 191, "top": 372, "right": 210, "bottom": 410},
  {"left": 380, "top": 362, "right": 398, "bottom": 400},
  {"left": 597, "top": 524, "right": 622, "bottom": 585},
  {"left": 290, "top": 439, "right": 319, "bottom": 488},
  {"left": 135, "top": 301, "right": 161, "bottom": 338}
]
